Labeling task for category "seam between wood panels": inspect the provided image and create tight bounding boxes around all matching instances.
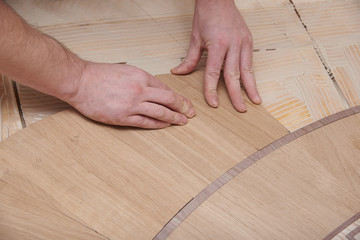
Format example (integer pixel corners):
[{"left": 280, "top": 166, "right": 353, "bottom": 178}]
[
  {"left": 153, "top": 106, "right": 360, "bottom": 240},
  {"left": 288, "top": 0, "right": 350, "bottom": 108},
  {"left": 322, "top": 212, "right": 360, "bottom": 240},
  {"left": 11, "top": 81, "right": 26, "bottom": 128},
  {"left": 59, "top": 212, "right": 112, "bottom": 240}
]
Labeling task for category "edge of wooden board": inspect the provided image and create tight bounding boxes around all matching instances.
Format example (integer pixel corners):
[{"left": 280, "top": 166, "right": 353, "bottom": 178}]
[
  {"left": 154, "top": 105, "right": 360, "bottom": 240},
  {"left": 322, "top": 212, "right": 360, "bottom": 240}
]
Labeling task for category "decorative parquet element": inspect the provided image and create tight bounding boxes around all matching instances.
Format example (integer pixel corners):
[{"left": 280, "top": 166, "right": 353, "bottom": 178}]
[
  {"left": 165, "top": 111, "right": 360, "bottom": 240},
  {"left": 0, "top": 71, "right": 288, "bottom": 240},
  {"left": 293, "top": 0, "right": 360, "bottom": 107},
  {"left": 0, "top": 75, "right": 22, "bottom": 141},
  {"left": 324, "top": 212, "right": 360, "bottom": 240}
]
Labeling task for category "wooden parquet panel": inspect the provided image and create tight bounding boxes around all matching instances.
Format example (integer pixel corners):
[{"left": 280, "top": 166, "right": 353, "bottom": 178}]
[
  {"left": 0, "top": 71, "right": 288, "bottom": 239},
  {"left": 167, "top": 112, "right": 360, "bottom": 240}
]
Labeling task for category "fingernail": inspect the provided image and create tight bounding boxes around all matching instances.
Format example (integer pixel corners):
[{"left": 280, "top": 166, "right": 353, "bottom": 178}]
[
  {"left": 210, "top": 98, "right": 218, "bottom": 108},
  {"left": 188, "top": 107, "right": 196, "bottom": 118},
  {"left": 170, "top": 65, "right": 180, "bottom": 74},
  {"left": 208, "top": 90, "right": 218, "bottom": 107},
  {"left": 255, "top": 96, "right": 262, "bottom": 104},
  {"left": 239, "top": 103, "right": 247, "bottom": 112},
  {"left": 178, "top": 115, "right": 188, "bottom": 125}
]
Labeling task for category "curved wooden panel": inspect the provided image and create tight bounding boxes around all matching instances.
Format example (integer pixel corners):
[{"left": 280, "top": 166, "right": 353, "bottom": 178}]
[
  {"left": 0, "top": 71, "right": 287, "bottom": 239},
  {"left": 167, "top": 112, "right": 360, "bottom": 239},
  {"left": 0, "top": 181, "right": 107, "bottom": 240}
]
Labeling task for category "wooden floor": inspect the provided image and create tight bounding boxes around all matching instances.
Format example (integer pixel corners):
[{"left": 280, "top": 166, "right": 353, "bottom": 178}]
[
  {"left": 0, "top": 0, "right": 360, "bottom": 239},
  {"left": 1, "top": 0, "right": 359, "bottom": 139}
]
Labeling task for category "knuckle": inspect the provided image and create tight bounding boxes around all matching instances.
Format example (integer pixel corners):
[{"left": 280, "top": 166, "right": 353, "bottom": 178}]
[
  {"left": 164, "top": 92, "right": 176, "bottom": 105},
  {"left": 215, "top": 37, "right": 228, "bottom": 48},
  {"left": 134, "top": 117, "right": 147, "bottom": 127},
  {"left": 207, "top": 36, "right": 229, "bottom": 50},
  {"left": 134, "top": 70, "right": 152, "bottom": 84},
  {"left": 171, "top": 113, "right": 179, "bottom": 123},
  {"left": 153, "top": 106, "right": 166, "bottom": 118},
  {"left": 233, "top": 38, "right": 242, "bottom": 47},
  {"left": 180, "top": 98, "right": 188, "bottom": 113},
  {"left": 182, "top": 56, "right": 197, "bottom": 67},
  {"left": 190, "top": 33, "right": 201, "bottom": 44},
  {"left": 241, "top": 63, "right": 254, "bottom": 73},
  {"left": 116, "top": 117, "right": 127, "bottom": 126},
  {"left": 206, "top": 69, "right": 221, "bottom": 80},
  {"left": 225, "top": 69, "right": 241, "bottom": 80},
  {"left": 132, "top": 84, "right": 143, "bottom": 95},
  {"left": 242, "top": 32, "right": 253, "bottom": 44}
]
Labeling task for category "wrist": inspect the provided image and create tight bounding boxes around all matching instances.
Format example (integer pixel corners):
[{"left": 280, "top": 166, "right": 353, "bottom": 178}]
[{"left": 54, "top": 53, "right": 88, "bottom": 105}]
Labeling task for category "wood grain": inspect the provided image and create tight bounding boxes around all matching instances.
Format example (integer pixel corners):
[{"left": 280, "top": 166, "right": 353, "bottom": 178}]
[
  {"left": 0, "top": 75, "right": 22, "bottom": 141},
  {"left": 5, "top": 0, "right": 149, "bottom": 26},
  {"left": 254, "top": 47, "right": 348, "bottom": 131},
  {"left": 168, "top": 113, "right": 360, "bottom": 240},
  {"left": 0, "top": 71, "right": 288, "bottom": 239},
  {"left": 15, "top": 83, "right": 70, "bottom": 126},
  {"left": 8, "top": 1, "right": 350, "bottom": 132},
  {"left": 154, "top": 4, "right": 313, "bottom": 52},
  {"left": 324, "top": 212, "right": 360, "bottom": 240},
  {"left": 0, "top": 181, "right": 107, "bottom": 240},
  {"left": 293, "top": 0, "right": 360, "bottom": 107},
  {"left": 154, "top": 106, "right": 358, "bottom": 239}
]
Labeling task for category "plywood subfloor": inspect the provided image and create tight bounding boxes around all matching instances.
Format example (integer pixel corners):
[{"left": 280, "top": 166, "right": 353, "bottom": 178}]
[
  {"left": 294, "top": 0, "right": 360, "bottom": 107},
  {"left": 0, "top": 75, "right": 22, "bottom": 141},
  {"left": 167, "top": 112, "right": 360, "bottom": 240},
  {"left": 3, "top": 0, "right": 352, "bottom": 132},
  {"left": 254, "top": 46, "right": 348, "bottom": 131},
  {"left": 0, "top": 71, "right": 288, "bottom": 240}
]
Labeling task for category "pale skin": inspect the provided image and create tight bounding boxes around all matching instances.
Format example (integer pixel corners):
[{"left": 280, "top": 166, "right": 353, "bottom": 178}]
[
  {"left": 172, "top": 0, "right": 262, "bottom": 112},
  {"left": 0, "top": 0, "right": 261, "bottom": 129}
]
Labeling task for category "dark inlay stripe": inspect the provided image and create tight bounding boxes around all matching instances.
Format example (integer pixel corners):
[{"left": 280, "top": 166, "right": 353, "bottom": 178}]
[{"left": 154, "top": 107, "right": 360, "bottom": 240}]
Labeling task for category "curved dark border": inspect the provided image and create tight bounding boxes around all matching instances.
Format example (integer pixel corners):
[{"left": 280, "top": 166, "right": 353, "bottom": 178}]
[
  {"left": 153, "top": 105, "right": 360, "bottom": 240},
  {"left": 322, "top": 212, "right": 360, "bottom": 240}
]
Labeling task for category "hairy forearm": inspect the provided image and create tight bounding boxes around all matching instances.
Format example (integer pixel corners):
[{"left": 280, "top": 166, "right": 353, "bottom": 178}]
[{"left": 0, "top": 1, "right": 85, "bottom": 102}]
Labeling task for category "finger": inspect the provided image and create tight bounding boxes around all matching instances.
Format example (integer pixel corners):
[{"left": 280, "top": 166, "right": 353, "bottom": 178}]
[
  {"left": 224, "top": 44, "right": 247, "bottom": 112},
  {"left": 137, "top": 102, "right": 188, "bottom": 126},
  {"left": 204, "top": 44, "right": 227, "bottom": 108},
  {"left": 147, "top": 76, "right": 172, "bottom": 91},
  {"left": 126, "top": 115, "right": 171, "bottom": 129},
  {"left": 240, "top": 36, "right": 262, "bottom": 105},
  {"left": 143, "top": 87, "right": 196, "bottom": 118},
  {"left": 171, "top": 39, "right": 203, "bottom": 75}
]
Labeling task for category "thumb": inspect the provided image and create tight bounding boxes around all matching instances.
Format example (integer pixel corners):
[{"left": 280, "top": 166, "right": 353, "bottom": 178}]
[{"left": 171, "top": 42, "right": 202, "bottom": 75}]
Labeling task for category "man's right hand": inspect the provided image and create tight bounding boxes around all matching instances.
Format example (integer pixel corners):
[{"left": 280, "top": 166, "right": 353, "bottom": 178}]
[{"left": 68, "top": 62, "right": 196, "bottom": 129}]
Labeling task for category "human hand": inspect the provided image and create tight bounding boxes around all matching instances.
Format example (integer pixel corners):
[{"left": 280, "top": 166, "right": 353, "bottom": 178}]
[
  {"left": 171, "top": 0, "right": 262, "bottom": 112},
  {"left": 68, "top": 62, "right": 196, "bottom": 129}
]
